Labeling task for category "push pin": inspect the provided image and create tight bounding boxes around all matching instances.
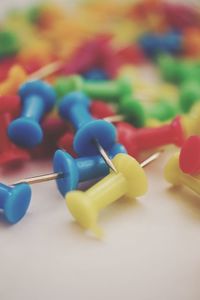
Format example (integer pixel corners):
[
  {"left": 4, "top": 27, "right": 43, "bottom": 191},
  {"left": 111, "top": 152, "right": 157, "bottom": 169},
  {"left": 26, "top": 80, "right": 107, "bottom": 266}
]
[
  {"left": 30, "top": 117, "right": 68, "bottom": 159},
  {"left": 61, "top": 36, "right": 109, "bottom": 75},
  {"left": 57, "top": 132, "right": 77, "bottom": 158},
  {"left": 0, "top": 61, "right": 63, "bottom": 96},
  {"left": 164, "top": 152, "right": 200, "bottom": 196},
  {"left": 116, "top": 117, "right": 185, "bottom": 158},
  {"left": 61, "top": 35, "right": 119, "bottom": 77},
  {"left": 179, "top": 136, "right": 200, "bottom": 175},
  {"left": 82, "top": 68, "right": 109, "bottom": 81},
  {"left": 0, "top": 182, "right": 31, "bottom": 224},
  {"left": 54, "top": 75, "right": 132, "bottom": 102},
  {"left": 8, "top": 80, "right": 56, "bottom": 148},
  {"left": 118, "top": 96, "right": 178, "bottom": 128},
  {"left": 179, "top": 80, "right": 200, "bottom": 113},
  {"left": 15, "top": 144, "right": 126, "bottom": 197},
  {"left": 58, "top": 91, "right": 117, "bottom": 171},
  {"left": 65, "top": 153, "right": 153, "bottom": 237},
  {"left": 0, "top": 65, "right": 27, "bottom": 96},
  {"left": 90, "top": 101, "right": 115, "bottom": 119},
  {"left": 181, "top": 102, "right": 200, "bottom": 137},
  {"left": 0, "top": 95, "right": 30, "bottom": 166},
  {"left": 83, "top": 77, "right": 132, "bottom": 102}
]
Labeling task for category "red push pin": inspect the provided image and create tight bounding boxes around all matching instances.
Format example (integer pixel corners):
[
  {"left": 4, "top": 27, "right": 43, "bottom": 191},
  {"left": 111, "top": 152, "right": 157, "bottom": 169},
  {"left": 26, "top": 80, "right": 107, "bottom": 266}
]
[
  {"left": 57, "top": 131, "right": 77, "bottom": 157},
  {"left": 116, "top": 44, "right": 146, "bottom": 65},
  {"left": 61, "top": 35, "right": 119, "bottom": 78},
  {"left": 179, "top": 135, "right": 200, "bottom": 175},
  {"left": 0, "top": 57, "right": 17, "bottom": 81},
  {"left": 31, "top": 117, "right": 68, "bottom": 159},
  {"left": 0, "top": 96, "right": 30, "bottom": 167},
  {"left": 117, "top": 116, "right": 185, "bottom": 158},
  {"left": 90, "top": 101, "right": 115, "bottom": 119},
  {"left": 61, "top": 36, "right": 109, "bottom": 75}
]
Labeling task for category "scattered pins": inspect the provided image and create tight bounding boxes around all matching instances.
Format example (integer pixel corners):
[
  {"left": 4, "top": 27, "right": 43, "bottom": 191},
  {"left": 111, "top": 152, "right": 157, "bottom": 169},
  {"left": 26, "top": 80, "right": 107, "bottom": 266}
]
[{"left": 14, "top": 144, "right": 127, "bottom": 196}]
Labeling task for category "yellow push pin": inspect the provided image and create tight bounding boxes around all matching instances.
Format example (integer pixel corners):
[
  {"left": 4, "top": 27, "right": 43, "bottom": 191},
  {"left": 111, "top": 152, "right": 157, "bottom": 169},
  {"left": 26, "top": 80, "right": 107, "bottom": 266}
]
[
  {"left": 164, "top": 152, "right": 200, "bottom": 196},
  {"left": 181, "top": 102, "right": 200, "bottom": 137},
  {"left": 66, "top": 153, "right": 148, "bottom": 237},
  {"left": 0, "top": 65, "right": 27, "bottom": 96}
]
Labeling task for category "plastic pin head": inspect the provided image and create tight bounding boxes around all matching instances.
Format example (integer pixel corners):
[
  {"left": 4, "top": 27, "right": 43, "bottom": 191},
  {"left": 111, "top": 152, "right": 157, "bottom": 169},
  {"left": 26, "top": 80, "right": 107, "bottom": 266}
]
[
  {"left": 0, "top": 183, "right": 31, "bottom": 224},
  {"left": 164, "top": 152, "right": 200, "bottom": 196},
  {"left": 179, "top": 136, "right": 200, "bottom": 175},
  {"left": 66, "top": 154, "right": 148, "bottom": 237}
]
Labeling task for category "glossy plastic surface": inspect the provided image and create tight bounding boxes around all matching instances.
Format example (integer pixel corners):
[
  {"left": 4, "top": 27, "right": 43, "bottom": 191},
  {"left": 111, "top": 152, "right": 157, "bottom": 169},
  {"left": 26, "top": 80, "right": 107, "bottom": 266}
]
[
  {"left": 90, "top": 100, "right": 115, "bottom": 119},
  {"left": 118, "top": 96, "right": 145, "bottom": 127},
  {"left": 83, "top": 77, "right": 132, "bottom": 102},
  {"left": 66, "top": 154, "right": 148, "bottom": 237},
  {"left": 0, "top": 183, "right": 31, "bottom": 224},
  {"left": 8, "top": 80, "right": 56, "bottom": 148},
  {"left": 179, "top": 136, "right": 200, "bottom": 175},
  {"left": 53, "top": 143, "right": 126, "bottom": 196},
  {"left": 59, "top": 91, "right": 116, "bottom": 155},
  {"left": 117, "top": 117, "right": 185, "bottom": 158},
  {"left": 164, "top": 152, "right": 200, "bottom": 196},
  {"left": 54, "top": 75, "right": 132, "bottom": 102}
]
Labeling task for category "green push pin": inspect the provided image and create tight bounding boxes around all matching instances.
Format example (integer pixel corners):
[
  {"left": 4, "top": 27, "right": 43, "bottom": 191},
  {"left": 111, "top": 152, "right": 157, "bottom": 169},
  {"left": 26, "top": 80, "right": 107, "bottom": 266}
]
[
  {"left": 148, "top": 99, "right": 179, "bottom": 121},
  {"left": 54, "top": 75, "right": 84, "bottom": 99},
  {"left": 175, "top": 61, "right": 198, "bottom": 84},
  {"left": 0, "top": 30, "right": 20, "bottom": 58},
  {"left": 157, "top": 55, "right": 179, "bottom": 83},
  {"left": 118, "top": 96, "right": 178, "bottom": 127},
  {"left": 118, "top": 96, "right": 146, "bottom": 127},
  {"left": 179, "top": 80, "right": 200, "bottom": 113},
  {"left": 54, "top": 75, "right": 133, "bottom": 103},
  {"left": 26, "top": 5, "right": 43, "bottom": 23},
  {"left": 158, "top": 55, "right": 200, "bottom": 85}
]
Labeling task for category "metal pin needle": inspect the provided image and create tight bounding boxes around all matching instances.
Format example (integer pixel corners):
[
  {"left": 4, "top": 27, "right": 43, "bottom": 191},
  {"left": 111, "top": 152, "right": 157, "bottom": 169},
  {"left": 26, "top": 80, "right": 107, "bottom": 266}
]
[
  {"left": 104, "top": 115, "right": 125, "bottom": 123},
  {"left": 27, "top": 60, "right": 63, "bottom": 81},
  {"left": 94, "top": 140, "right": 118, "bottom": 173},
  {"left": 13, "top": 152, "right": 162, "bottom": 185}
]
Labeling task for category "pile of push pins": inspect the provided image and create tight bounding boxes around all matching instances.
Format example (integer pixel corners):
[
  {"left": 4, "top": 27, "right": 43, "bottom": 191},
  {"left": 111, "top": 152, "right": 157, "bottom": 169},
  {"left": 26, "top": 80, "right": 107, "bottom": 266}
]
[{"left": 1, "top": 0, "right": 200, "bottom": 237}]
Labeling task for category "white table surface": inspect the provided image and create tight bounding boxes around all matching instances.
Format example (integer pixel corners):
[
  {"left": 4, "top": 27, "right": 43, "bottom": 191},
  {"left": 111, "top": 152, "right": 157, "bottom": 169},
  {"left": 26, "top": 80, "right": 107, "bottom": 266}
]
[{"left": 1, "top": 1, "right": 200, "bottom": 300}]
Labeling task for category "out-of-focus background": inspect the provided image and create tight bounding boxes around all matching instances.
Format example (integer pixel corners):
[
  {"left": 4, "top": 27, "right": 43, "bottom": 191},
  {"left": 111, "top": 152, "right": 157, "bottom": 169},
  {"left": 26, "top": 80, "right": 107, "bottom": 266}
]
[{"left": 0, "top": 1, "right": 200, "bottom": 300}]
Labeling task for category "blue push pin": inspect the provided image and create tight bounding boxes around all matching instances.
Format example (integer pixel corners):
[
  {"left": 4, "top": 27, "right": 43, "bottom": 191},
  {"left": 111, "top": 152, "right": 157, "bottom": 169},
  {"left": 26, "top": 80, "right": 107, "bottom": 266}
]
[
  {"left": 139, "top": 31, "right": 182, "bottom": 56},
  {"left": 0, "top": 183, "right": 31, "bottom": 224},
  {"left": 8, "top": 80, "right": 56, "bottom": 148},
  {"left": 53, "top": 143, "right": 126, "bottom": 196},
  {"left": 15, "top": 144, "right": 126, "bottom": 197},
  {"left": 82, "top": 68, "right": 109, "bottom": 81},
  {"left": 59, "top": 91, "right": 117, "bottom": 157}
]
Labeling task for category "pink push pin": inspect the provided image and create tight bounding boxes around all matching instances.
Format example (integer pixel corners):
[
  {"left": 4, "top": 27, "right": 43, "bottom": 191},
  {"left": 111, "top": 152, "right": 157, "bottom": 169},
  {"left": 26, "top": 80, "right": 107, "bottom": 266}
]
[
  {"left": 179, "top": 135, "right": 200, "bottom": 175},
  {"left": 0, "top": 96, "right": 30, "bottom": 166}
]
